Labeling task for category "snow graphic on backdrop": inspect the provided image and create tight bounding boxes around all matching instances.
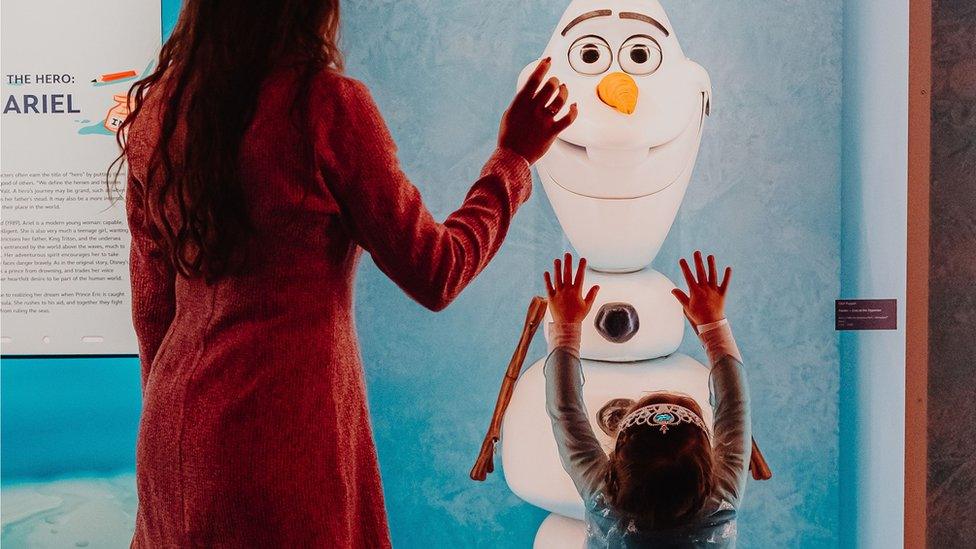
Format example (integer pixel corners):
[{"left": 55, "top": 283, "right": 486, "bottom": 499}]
[{"left": 1, "top": 474, "right": 137, "bottom": 548}]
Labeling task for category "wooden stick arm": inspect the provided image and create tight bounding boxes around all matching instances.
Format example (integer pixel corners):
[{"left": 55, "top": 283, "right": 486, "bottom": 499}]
[
  {"left": 470, "top": 436, "right": 497, "bottom": 482},
  {"left": 750, "top": 437, "right": 772, "bottom": 481},
  {"left": 470, "top": 296, "right": 548, "bottom": 481}
]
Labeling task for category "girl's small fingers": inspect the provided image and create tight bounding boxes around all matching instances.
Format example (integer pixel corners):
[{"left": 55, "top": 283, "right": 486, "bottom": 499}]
[
  {"left": 544, "top": 271, "right": 555, "bottom": 297},
  {"left": 707, "top": 255, "right": 717, "bottom": 286},
  {"left": 671, "top": 288, "right": 691, "bottom": 307},
  {"left": 584, "top": 285, "right": 600, "bottom": 307},
  {"left": 719, "top": 267, "right": 733, "bottom": 294},
  {"left": 563, "top": 253, "right": 573, "bottom": 286},
  {"left": 679, "top": 258, "right": 696, "bottom": 288},
  {"left": 553, "top": 258, "right": 563, "bottom": 287},
  {"left": 574, "top": 257, "right": 587, "bottom": 287},
  {"left": 694, "top": 251, "right": 707, "bottom": 284}
]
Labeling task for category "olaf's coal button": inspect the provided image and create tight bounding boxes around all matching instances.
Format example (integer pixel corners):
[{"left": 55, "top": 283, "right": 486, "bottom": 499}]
[{"left": 594, "top": 302, "right": 640, "bottom": 343}]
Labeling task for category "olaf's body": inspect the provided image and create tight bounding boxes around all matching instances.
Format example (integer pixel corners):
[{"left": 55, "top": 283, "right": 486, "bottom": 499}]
[{"left": 499, "top": 1, "right": 713, "bottom": 545}]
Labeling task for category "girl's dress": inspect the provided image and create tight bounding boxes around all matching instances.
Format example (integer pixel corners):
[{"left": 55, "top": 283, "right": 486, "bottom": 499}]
[
  {"left": 125, "top": 67, "right": 531, "bottom": 547},
  {"left": 545, "top": 320, "right": 751, "bottom": 548}
]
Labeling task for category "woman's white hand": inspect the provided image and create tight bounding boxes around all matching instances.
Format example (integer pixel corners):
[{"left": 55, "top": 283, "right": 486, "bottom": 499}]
[{"left": 498, "top": 58, "right": 578, "bottom": 165}]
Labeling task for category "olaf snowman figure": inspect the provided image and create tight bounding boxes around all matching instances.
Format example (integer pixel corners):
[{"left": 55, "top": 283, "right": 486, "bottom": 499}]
[{"left": 470, "top": 1, "right": 768, "bottom": 546}]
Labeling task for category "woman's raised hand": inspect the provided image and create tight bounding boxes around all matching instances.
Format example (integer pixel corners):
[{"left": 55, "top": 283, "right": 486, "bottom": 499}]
[
  {"left": 544, "top": 253, "right": 600, "bottom": 325},
  {"left": 671, "top": 251, "right": 732, "bottom": 327},
  {"left": 499, "top": 58, "right": 578, "bottom": 165}
]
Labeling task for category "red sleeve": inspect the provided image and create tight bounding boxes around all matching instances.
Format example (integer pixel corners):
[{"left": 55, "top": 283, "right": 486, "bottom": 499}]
[
  {"left": 126, "top": 171, "right": 176, "bottom": 387},
  {"left": 316, "top": 77, "right": 533, "bottom": 311}
]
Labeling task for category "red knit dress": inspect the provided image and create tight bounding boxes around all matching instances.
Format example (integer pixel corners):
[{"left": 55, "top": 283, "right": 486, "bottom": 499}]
[{"left": 124, "top": 67, "right": 531, "bottom": 547}]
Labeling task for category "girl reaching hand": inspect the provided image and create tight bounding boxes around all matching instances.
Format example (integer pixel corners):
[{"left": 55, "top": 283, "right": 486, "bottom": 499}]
[{"left": 543, "top": 252, "right": 751, "bottom": 548}]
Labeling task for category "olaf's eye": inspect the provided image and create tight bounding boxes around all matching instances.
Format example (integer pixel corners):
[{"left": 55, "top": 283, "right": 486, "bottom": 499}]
[
  {"left": 568, "top": 35, "right": 612, "bottom": 75},
  {"left": 619, "top": 35, "right": 662, "bottom": 75}
]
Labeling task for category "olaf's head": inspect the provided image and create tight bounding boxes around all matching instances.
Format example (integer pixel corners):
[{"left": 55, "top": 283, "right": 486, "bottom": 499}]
[{"left": 519, "top": 0, "right": 711, "bottom": 201}]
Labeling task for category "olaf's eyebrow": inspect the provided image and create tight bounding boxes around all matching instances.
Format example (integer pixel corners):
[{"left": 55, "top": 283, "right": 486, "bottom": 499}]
[
  {"left": 561, "top": 9, "right": 613, "bottom": 36},
  {"left": 619, "top": 12, "right": 671, "bottom": 37}
]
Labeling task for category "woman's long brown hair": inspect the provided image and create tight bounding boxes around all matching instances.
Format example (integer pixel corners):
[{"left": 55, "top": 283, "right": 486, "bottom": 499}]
[{"left": 110, "top": 0, "right": 343, "bottom": 282}]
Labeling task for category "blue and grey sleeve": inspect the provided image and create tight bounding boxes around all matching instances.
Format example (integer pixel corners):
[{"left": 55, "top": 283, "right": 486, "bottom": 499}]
[
  {"left": 699, "top": 320, "right": 751, "bottom": 506},
  {"left": 544, "top": 323, "right": 608, "bottom": 500}
]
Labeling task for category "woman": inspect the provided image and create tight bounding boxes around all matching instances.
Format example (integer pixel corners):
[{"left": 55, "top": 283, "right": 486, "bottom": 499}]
[{"left": 117, "top": 1, "right": 575, "bottom": 546}]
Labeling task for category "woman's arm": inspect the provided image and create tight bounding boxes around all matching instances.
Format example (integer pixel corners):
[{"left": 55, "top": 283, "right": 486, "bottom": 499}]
[
  {"left": 126, "top": 172, "right": 176, "bottom": 387},
  {"left": 543, "top": 255, "right": 605, "bottom": 498},
  {"left": 672, "top": 251, "right": 751, "bottom": 505},
  {"left": 317, "top": 62, "right": 574, "bottom": 311}
]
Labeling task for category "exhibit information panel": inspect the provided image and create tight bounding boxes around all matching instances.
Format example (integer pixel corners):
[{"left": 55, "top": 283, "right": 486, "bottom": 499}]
[{"left": 0, "top": 0, "right": 161, "bottom": 355}]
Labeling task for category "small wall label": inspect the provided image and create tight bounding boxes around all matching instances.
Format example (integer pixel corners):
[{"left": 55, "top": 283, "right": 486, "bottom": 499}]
[{"left": 835, "top": 299, "right": 898, "bottom": 331}]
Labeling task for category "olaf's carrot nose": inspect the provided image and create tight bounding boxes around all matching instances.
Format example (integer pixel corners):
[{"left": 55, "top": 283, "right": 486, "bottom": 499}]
[{"left": 597, "top": 72, "right": 638, "bottom": 115}]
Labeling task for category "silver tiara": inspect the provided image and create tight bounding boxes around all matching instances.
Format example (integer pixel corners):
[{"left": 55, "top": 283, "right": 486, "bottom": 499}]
[{"left": 618, "top": 403, "right": 709, "bottom": 436}]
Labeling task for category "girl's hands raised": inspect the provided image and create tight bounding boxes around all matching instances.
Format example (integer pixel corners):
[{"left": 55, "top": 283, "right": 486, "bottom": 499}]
[
  {"left": 499, "top": 58, "right": 578, "bottom": 165},
  {"left": 544, "top": 253, "right": 600, "bottom": 324},
  {"left": 671, "top": 251, "right": 732, "bottom": 327}
]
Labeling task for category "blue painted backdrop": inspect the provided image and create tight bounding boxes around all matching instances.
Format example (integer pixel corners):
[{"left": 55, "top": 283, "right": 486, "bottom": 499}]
[{"left": 2, "top": 1, "right": 843, "bottom": 547}]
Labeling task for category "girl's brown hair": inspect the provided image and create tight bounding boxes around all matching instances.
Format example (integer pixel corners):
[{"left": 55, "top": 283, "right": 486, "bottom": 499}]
[
  {"left": 605, "top": 392, "right": 714, "bottom": 528},
  {"left": 111, "top": 0, "right": 343, "bottom": 281}
]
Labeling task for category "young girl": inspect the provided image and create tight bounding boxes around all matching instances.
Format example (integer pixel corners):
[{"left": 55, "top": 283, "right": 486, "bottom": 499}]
[{"left": 543, "top": 252, "right": 750, "bottom": 547}]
